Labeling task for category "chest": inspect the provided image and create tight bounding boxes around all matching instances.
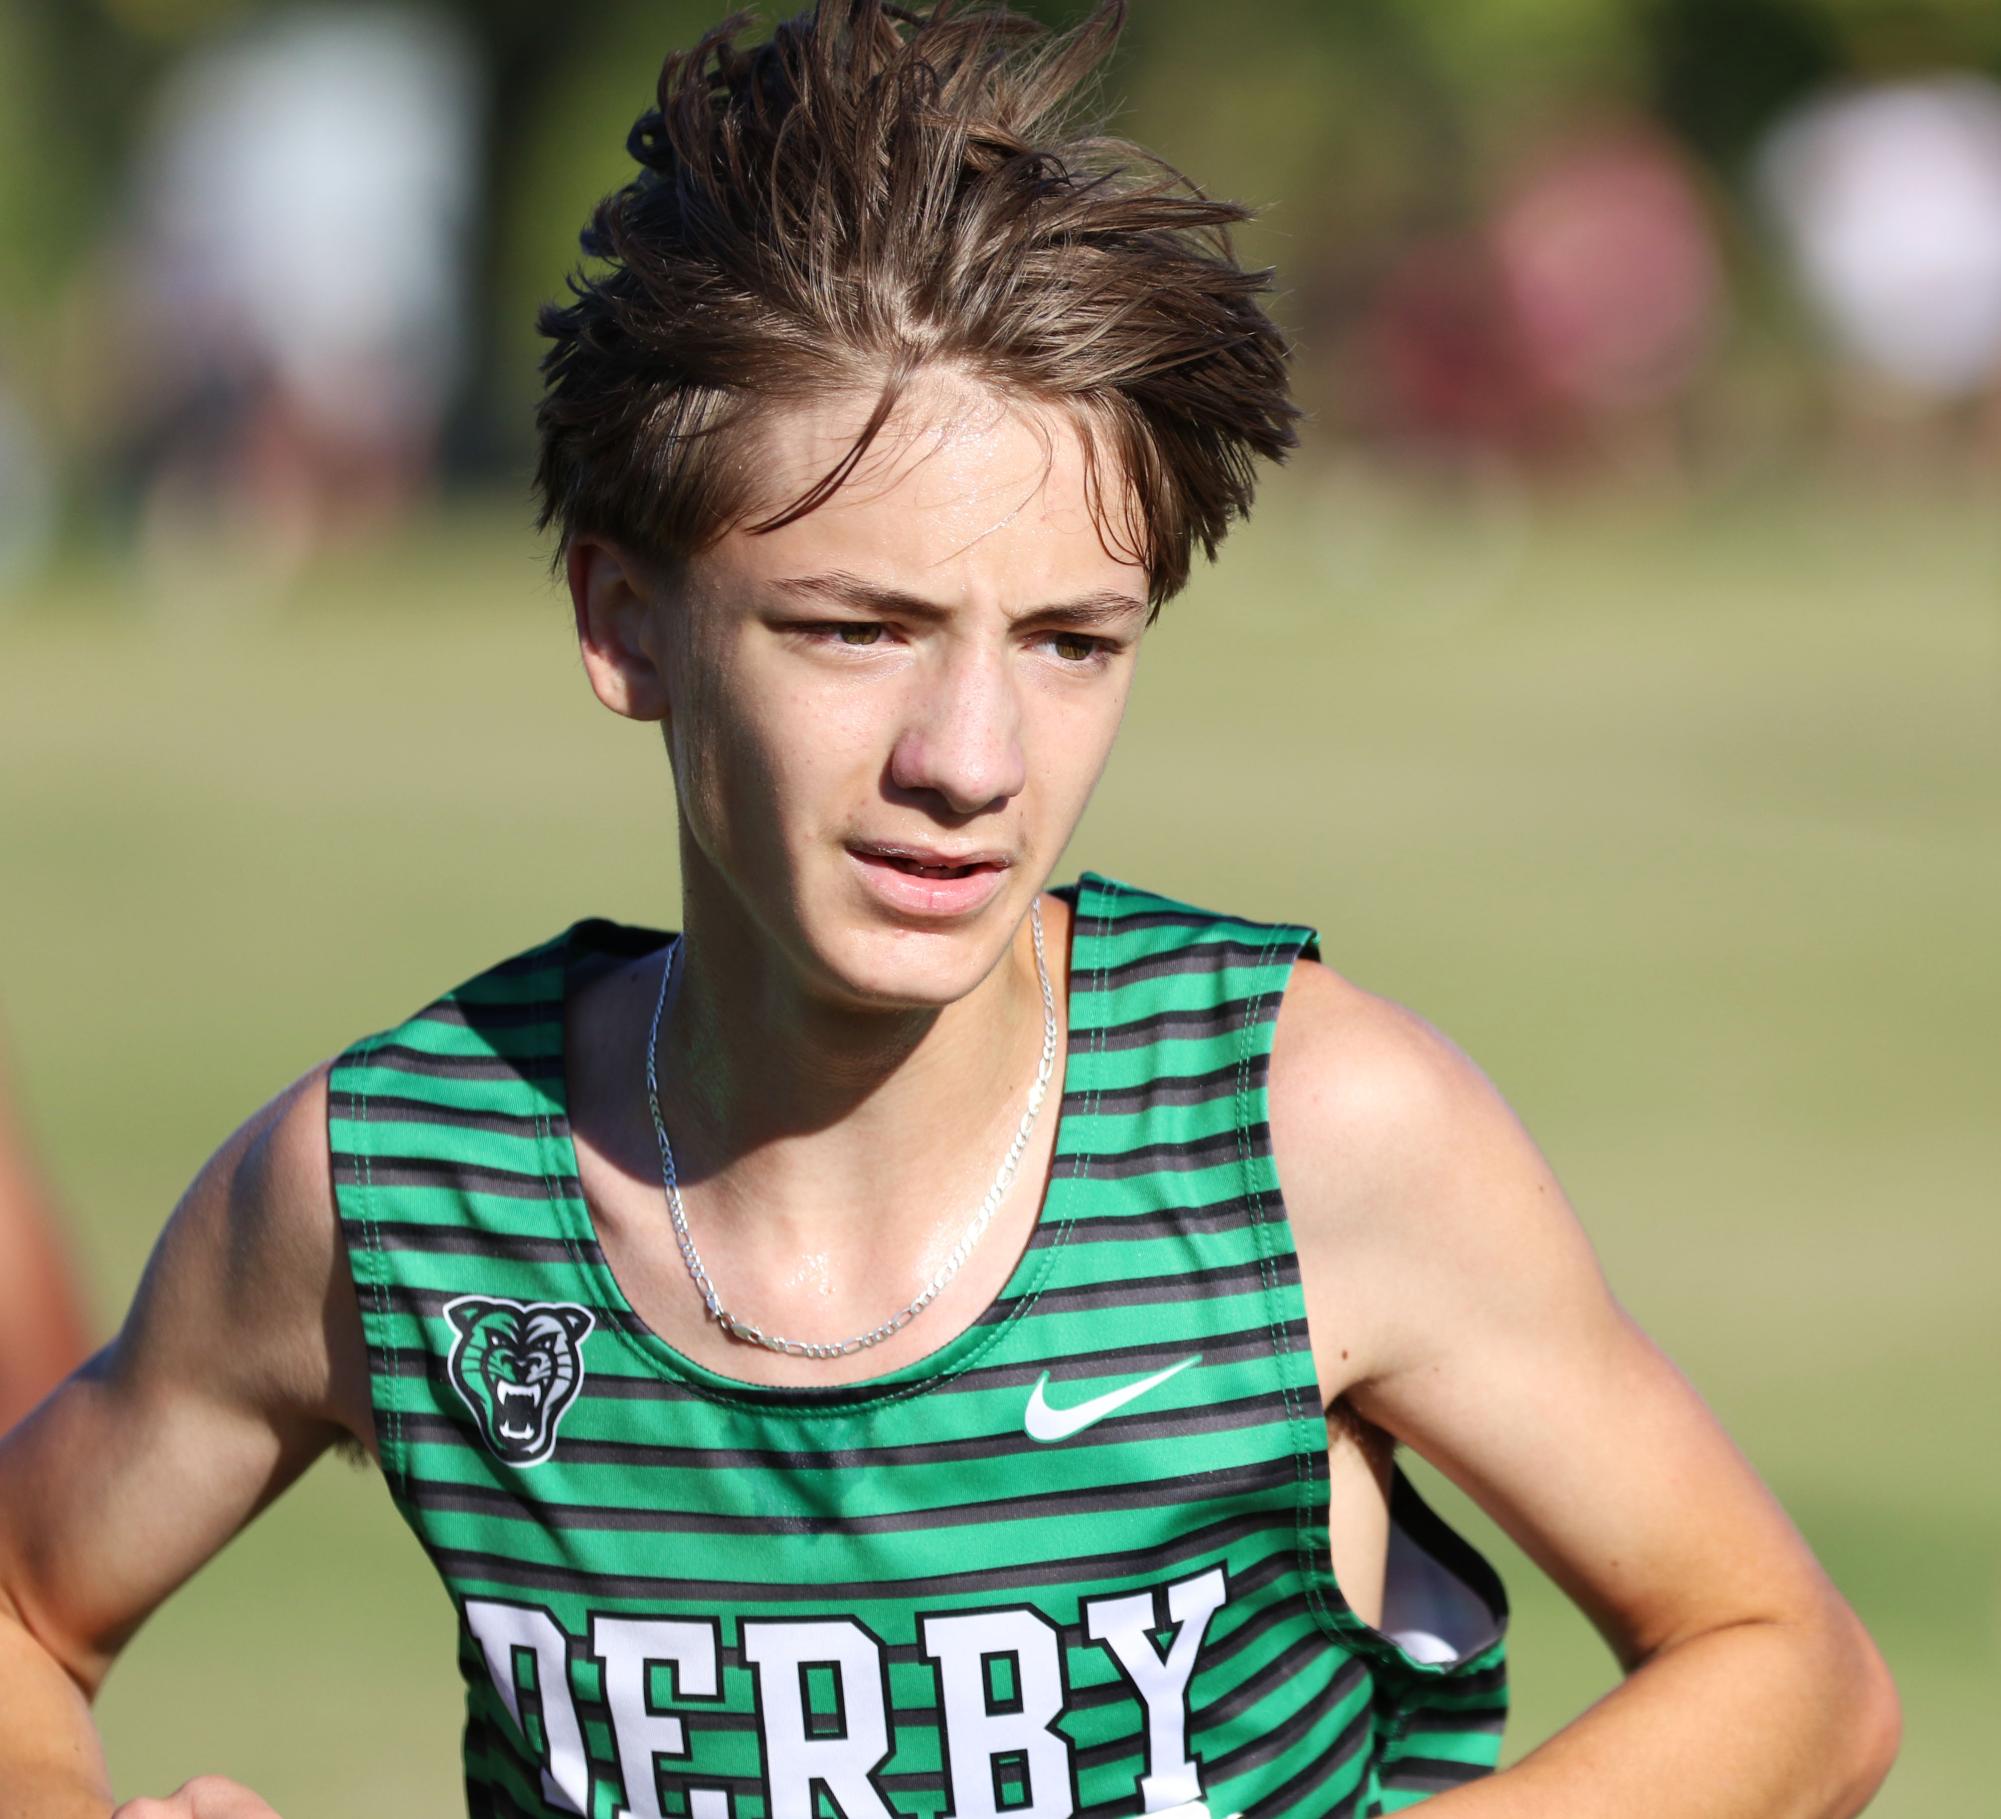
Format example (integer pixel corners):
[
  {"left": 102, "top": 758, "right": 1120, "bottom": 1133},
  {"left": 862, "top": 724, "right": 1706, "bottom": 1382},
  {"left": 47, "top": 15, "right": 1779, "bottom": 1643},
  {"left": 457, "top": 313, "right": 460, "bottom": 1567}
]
[{"left": 567, "top": 1111, "right": 1065, "bottom": 1390}]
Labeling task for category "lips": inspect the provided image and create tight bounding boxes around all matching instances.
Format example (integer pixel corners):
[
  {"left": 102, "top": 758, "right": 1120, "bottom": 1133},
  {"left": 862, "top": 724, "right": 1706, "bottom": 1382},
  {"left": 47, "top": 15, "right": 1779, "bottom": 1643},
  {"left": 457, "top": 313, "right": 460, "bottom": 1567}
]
[
  {"left": 846, "top": 842, "right": 1013, "bottom": 917},
  {"left": 849, "top": 841, "right": 1010, "bottom": 877}
]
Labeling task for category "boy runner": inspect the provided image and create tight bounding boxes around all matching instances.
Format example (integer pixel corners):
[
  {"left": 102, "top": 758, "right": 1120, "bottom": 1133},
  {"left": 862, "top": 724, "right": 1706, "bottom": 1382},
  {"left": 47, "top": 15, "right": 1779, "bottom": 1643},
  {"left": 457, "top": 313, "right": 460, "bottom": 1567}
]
[{"left": 0, "top": 4, "right": 1897, "bottom": 1816}]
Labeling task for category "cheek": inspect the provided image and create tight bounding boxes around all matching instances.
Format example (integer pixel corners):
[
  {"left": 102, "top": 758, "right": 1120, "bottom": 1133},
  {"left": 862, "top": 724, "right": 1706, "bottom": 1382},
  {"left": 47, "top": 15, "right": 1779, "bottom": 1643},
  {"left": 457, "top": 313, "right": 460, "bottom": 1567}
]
[
  {"left": 1028, "top": 668, "right": 1133, "bottom": 806},
  {"left": 669, "top": 647, "right": 880, "bottom": 859}
]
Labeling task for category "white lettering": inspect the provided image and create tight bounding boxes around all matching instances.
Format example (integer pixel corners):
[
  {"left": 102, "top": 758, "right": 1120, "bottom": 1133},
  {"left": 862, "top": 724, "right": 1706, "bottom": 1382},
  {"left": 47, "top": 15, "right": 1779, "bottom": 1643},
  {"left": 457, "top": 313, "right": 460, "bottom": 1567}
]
[
  {"left": 592, "top": 1616, "right": 733, "bottom": 1819},
  {"left": 464, "top": 1597, "right": 591, "bottom": 1814},
  {"left": 741, "top": 1617, "right": 895, "bottom": 1819},
  {"left": 1082, "top": 1567, "right": 1227, "bottom": 1811},
  {"left": 920, "top": 1608, "right": 1074, "bottom": 1819}
]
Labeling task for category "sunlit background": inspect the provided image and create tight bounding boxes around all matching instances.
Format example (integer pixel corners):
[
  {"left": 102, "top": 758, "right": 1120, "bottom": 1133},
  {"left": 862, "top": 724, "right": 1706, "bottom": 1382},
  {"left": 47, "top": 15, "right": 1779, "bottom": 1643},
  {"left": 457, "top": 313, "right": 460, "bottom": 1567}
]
[{"left": 0, "top": 0, "right": 1994, "bottom": 1812}]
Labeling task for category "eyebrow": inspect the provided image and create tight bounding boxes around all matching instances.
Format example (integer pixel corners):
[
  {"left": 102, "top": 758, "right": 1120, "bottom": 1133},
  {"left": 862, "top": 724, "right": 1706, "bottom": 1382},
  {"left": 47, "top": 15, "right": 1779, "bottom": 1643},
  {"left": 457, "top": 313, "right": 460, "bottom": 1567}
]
[{"left": 772, "top": 570, "right": 1147, "bottom": 629}]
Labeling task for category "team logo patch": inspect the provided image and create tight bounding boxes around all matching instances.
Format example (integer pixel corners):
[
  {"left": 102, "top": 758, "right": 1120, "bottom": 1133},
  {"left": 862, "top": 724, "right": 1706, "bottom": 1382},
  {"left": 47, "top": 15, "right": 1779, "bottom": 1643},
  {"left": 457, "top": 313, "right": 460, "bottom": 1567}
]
[{"left": 444, "top": 1295, "right": 595, "bottom": 1467}]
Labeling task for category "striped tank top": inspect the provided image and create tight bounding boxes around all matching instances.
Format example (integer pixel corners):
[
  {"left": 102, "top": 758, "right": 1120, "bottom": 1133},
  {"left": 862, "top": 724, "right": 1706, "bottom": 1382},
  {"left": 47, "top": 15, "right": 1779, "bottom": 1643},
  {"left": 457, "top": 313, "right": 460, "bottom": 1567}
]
[{"left": 329, "top": 870, "right": 1508, "bottom": 1819}]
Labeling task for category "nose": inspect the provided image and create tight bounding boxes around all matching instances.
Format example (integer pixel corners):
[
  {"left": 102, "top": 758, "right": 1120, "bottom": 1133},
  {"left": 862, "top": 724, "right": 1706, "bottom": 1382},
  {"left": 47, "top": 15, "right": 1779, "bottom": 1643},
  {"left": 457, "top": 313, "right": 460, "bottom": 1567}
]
[{"left": 886, "top": 639, "right": 1026, "bottom": 816}]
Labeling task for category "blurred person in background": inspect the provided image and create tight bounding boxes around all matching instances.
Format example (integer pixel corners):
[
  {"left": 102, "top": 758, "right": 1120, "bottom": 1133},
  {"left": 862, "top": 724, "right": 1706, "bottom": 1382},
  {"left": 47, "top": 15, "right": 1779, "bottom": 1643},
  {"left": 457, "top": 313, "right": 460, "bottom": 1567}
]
[
  {"left": 107, "top": 4, "right": 480, "bottom": 582},
  {"left": 1360, "top": 119, "right": 1723, "bottom": 481},
  {"left": 0, "top": 1038, "right": 93, "bottom": 1432},
  {"left": 1756, "top": 69, "right": 2001, "bottom": 464},
  {"left": 0, "top": 4, "right": 1899, "bottom": 1818}
]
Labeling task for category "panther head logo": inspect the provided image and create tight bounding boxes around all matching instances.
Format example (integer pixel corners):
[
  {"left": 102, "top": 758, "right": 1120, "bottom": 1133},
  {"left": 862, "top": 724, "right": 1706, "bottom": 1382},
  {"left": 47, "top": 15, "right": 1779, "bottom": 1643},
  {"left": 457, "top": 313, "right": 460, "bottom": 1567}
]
[{"left": 444, "top": 1296, "right": 595, "bottom": 1467}]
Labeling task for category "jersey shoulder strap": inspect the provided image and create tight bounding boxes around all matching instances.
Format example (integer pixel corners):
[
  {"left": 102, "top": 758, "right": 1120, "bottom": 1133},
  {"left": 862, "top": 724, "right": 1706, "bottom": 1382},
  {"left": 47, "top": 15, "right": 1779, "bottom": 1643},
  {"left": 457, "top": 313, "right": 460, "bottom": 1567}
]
[
  {"left": 326, "top": 921, "right": 613, "bottom": 1500},
  {"left": 1056, "top": 864, "right": 1323, "bottom": 1265}
]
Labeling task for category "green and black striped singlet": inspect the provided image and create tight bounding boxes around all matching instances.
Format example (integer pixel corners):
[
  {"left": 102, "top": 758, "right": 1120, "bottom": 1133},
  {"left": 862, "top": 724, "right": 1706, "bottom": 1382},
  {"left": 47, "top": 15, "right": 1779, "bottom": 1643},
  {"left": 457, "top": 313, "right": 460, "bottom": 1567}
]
[{"left": 329, "top": 870, "right": 1508, "bottom": 1819}]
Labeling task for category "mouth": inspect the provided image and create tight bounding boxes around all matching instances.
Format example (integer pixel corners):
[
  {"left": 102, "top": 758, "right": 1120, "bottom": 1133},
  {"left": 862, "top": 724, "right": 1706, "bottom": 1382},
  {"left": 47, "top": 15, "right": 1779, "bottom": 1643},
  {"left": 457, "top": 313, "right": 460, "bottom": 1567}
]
[
  {"left": 495, "top": 1378, "right": 545, "bottom": 1441},
  {"left": 845, "top": 841, "right": 1014, "bottom": 917},
  {"left": 848, "top": 841, "right": 1010, "bottom": 879}
]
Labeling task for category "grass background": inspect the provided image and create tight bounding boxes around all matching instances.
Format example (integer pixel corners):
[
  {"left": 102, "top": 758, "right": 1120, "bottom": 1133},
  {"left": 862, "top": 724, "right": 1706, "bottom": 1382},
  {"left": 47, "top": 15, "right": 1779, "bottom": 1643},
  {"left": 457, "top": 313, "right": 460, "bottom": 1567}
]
[{"left": 0, "top": 466, "right": 1992, "bottom": 1812}]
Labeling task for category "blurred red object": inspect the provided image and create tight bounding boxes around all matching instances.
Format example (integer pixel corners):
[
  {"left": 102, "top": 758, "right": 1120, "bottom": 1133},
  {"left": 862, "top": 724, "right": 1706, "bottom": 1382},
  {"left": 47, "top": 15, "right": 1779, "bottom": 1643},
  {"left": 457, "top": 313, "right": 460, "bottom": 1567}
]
[
  {"left": 1362, "top": 123, "right": 1723, "bottom": 459},
  {"left": 1493, "top": 125, "right": 1723, "bottom": 415},
  {"left": 0, "top": 1044, "right": 94, "bottom": 1431}
]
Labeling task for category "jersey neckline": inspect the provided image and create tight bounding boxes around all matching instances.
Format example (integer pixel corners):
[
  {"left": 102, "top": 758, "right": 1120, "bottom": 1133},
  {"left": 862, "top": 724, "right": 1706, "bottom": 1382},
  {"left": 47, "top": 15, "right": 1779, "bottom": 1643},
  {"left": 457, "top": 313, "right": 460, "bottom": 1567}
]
[{"left": 538, "top": 872, "right": 1105, "bottom": 1411}]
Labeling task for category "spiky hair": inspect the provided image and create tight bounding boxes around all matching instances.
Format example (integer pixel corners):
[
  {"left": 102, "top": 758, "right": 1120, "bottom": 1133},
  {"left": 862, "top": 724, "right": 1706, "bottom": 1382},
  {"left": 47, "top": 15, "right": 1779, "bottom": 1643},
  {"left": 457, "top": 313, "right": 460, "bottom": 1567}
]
[{"left": 533, "top": 0, "right": 1298, "bottom": 610}]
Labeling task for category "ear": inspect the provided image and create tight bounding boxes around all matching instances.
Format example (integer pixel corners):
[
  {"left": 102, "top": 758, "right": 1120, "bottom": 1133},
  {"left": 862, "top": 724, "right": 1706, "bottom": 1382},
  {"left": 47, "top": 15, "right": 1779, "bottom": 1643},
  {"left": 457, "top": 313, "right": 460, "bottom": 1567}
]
[
  {"left": 568, "top": 535, "right": 672, "bottom": 721},
  {"left": 554, "top": 1305, "right": 596, "bottom": 1344},
  {"left": 446, "top": 1296, "right": 499, "bottom": 1336}
]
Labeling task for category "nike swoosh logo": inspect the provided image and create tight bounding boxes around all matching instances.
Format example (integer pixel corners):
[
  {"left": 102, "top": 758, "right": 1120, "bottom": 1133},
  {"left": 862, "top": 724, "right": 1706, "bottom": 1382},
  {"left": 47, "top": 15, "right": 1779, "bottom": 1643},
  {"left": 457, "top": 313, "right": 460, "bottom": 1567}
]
[{"left": 1023, "top": 1354, "right": 1203, "bottom": 1444}]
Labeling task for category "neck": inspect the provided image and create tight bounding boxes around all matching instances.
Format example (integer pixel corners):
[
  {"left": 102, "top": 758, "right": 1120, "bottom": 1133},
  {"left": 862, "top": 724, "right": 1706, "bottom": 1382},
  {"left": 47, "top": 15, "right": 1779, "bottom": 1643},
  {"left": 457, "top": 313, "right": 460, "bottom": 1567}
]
[{"left": 646, "top": 857, "right": 1066, "bottom": 1256}]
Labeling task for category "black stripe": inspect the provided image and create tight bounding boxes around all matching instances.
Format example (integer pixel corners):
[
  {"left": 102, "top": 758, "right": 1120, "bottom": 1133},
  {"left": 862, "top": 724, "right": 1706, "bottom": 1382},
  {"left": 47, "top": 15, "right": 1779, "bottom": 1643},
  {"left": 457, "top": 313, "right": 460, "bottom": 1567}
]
[
  {"left": 1377, "top": 1659, "right": 1508, "bottom": 1705},
  {"left": 1072, "top": 1661, "right": 1371, "bottom": 1819},
  {"left": 1074, "top": 1057, "right": 1265, "bottom": 1115},
  {"left": 334, "top": 1153, "right": 579, "bottom": 1200},
  {"left": 350, "top": 1132, "right": 1265, "bottom": 1197},
  {"left": 1206, "top": 1656, "right": 1372, "bottom": 1785},
  {"left": 430, "top": 1508, "right": 1287, "bottom": 1603},
  {"left": 1026, "top": 1195, "right": 1273, "bottom": 1250},
  {"left": 364, "top": 1316, "right": 1316, "bottom": 1403},
  {"left": 1199, "top": 1582, "right": 1314, "bottom": 1675},
  {"left": 347, "top": 1041, "right": 565, "bottom": 1084},
  {"left": 366, "top": 1221, "right": 592, "bottom": 1265},
  {"left": 1087, "top": 996, "right": 1281, "bottom": 1052},
  {"left": 1387, "top": 1695, "right": 1508, "bottom": 1735},
  {"left": 464, "top": 1718, "right": 565, "bottom": 1818},
  {"left": 981, "top": 1258, "right": 1282, "bottom": 1320},
  {"left": 1083, "top": 905, "right": 1272, "bottom": 937},
  {"left": 1197, "top": 1624, "right": 1349, "bottom": 1729},
  {"left": 1087, "top": 938, "right": 1303, "bottom": 990},
  {"left": 368, "top": 1272, "right": 1296, "bottom": 1364},
  {"left": 587, "top": 1761, "right": 955, "bottom": 1801},
  {"left": 396, "top": 1385, "right": 1295, "bottom": 1470},
  {"left": 407, "top": 1454, "right": 1299, "bottom": 1539},
  {"left": 1233, "top": 1684, "right": 1374, "bottom": 1819},
  {"left": 1051, "top": 1122, "right": 1271, "bottom": 1180},
  {"left": 1379, "top": 1755, "right": 1495, "bottom": 1793},
  {"left": 332, "top": 1093, "right": 569, "bottom": 1137}
]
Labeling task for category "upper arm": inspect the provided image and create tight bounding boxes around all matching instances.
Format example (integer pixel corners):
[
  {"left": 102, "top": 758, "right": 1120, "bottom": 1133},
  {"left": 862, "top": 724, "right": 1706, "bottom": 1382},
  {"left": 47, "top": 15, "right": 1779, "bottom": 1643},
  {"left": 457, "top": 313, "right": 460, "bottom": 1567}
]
[
  {"left": 1270, "top": 959, "right": 1856, "bottom": 1671},
  {"left": 0, "top": 1061, "right": 370, "bottom": 1697}
]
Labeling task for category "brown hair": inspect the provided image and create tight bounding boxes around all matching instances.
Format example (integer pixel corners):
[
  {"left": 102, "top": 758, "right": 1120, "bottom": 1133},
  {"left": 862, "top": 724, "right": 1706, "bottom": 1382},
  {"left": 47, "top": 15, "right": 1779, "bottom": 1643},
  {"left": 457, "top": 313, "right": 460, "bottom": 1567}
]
[{"left": 533, "top": 0, "right": 1298, "bottom": 613}]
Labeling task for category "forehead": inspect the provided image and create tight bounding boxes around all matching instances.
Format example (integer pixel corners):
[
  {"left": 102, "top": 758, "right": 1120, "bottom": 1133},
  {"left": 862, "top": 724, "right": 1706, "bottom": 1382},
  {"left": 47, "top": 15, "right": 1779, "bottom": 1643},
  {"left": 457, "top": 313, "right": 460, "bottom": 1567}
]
[{"left": 718, "top": 373, "right": 1147, "bottom": 604}]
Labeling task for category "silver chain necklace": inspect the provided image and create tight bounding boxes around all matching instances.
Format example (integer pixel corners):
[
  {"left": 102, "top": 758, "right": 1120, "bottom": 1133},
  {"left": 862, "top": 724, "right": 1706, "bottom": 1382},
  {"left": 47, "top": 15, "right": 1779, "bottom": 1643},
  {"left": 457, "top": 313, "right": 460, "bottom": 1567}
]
[{"left": 644, "top": 897, "right": 1059, "bottom": 1361}]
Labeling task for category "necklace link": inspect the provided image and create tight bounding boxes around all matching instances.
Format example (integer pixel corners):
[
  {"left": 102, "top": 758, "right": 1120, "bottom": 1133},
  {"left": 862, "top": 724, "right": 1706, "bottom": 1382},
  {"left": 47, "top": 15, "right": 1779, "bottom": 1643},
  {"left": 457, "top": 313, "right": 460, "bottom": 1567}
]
[{"left": 646, "top": 898, "right": 1060, "bottom": 1360}]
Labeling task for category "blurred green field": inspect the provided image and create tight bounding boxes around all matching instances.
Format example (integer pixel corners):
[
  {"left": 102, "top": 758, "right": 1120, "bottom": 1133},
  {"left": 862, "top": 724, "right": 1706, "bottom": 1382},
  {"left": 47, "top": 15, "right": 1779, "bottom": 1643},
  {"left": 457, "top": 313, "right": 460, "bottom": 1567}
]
[{"left": 0, "top": 468, "right": 1993, "bottom": 1814}]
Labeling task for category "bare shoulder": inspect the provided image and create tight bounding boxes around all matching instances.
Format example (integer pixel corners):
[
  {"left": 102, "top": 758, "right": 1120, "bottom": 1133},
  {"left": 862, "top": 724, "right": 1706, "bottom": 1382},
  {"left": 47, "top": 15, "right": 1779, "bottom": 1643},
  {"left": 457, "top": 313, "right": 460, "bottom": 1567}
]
[
  {"left": 133, "top": 1059, "right": 369, "bottom": 1444},
  {"left": 0, "top": 1058, "right": 369, "bottom": 1694},
  {"left": 1268, "top": 957, "right": 1614, "bottom": 1401},
  {"left": 1267, "top": 956, "right": 1484, "bottom": 1176}
]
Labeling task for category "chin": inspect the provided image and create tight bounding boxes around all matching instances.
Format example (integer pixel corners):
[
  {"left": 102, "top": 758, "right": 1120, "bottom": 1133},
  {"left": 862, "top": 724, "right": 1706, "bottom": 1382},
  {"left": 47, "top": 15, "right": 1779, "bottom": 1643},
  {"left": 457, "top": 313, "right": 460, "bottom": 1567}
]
[{"left": 806, "top": 895, "right": 1023, "bottom": 1012}]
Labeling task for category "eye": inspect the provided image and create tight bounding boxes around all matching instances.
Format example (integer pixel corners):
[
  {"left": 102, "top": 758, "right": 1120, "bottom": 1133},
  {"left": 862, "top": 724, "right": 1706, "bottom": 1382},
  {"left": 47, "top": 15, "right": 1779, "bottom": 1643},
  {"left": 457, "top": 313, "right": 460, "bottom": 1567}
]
[
  {"left": 831, "top": 622, "right": 884, "bottom": 646},
  {"left": 1037, "top": 628, "right": 1116, "bottom": 667}
]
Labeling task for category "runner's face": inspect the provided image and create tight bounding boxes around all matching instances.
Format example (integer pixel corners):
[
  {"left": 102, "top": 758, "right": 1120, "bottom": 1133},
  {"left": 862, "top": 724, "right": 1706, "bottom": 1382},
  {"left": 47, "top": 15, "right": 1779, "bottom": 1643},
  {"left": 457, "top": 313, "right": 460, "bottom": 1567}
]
[{"left": 663, "top": 377, "right": 1149, "bottom": 1006}]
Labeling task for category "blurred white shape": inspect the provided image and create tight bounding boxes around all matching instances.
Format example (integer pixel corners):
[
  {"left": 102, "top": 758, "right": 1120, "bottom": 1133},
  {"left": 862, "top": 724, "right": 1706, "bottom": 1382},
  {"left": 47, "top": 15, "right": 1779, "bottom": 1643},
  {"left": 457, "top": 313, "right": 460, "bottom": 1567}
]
[
  {"left": 1384, "top": 1627, "right": 1461, "bottom": 1666},
  {"left": 1758, "top": 75, "right": 2001, "bottom": 398},
  {"left": 134, "top": 3, "right": 480, "bottom": 441}
]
